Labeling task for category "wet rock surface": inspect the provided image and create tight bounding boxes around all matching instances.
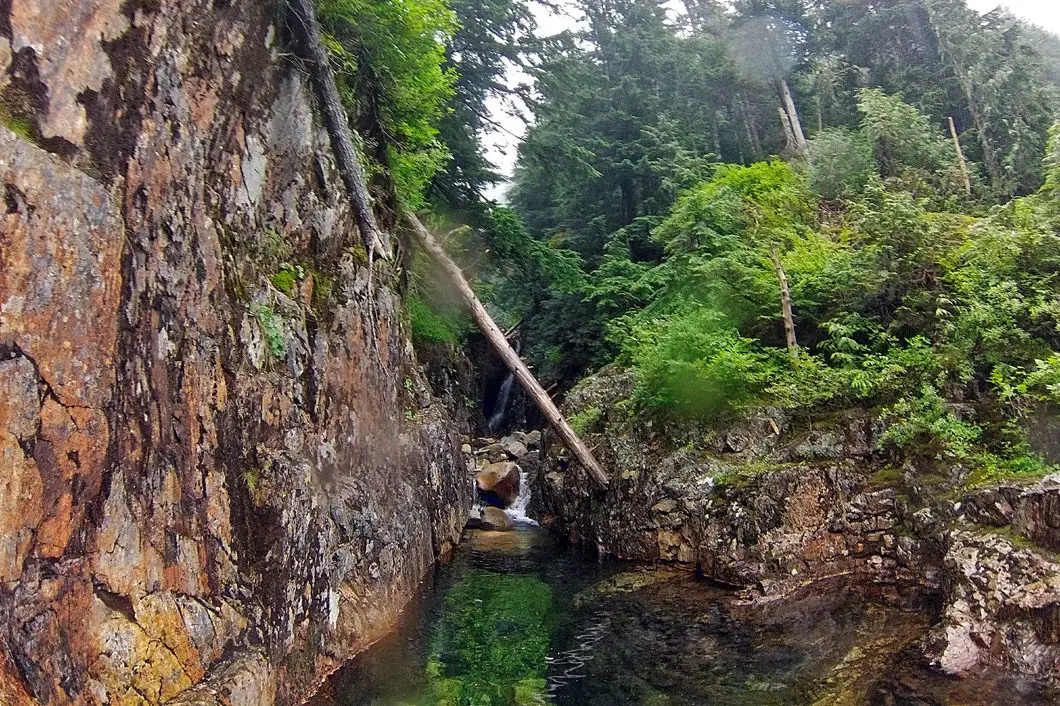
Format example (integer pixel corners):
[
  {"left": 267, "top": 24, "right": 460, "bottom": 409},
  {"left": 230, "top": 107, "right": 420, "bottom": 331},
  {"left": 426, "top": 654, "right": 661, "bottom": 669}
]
[
  {"left": 0, "top": 2, "right": 470, "bottom": 703},
  {"left": 475, "top": 462, "right": 521, "bottom": 509},
  {"left": 463, "top": 431, "right": 543, "bottom": 520},
  {"left": 537, "top": 366, "right": 1060, "bottom": 687}
]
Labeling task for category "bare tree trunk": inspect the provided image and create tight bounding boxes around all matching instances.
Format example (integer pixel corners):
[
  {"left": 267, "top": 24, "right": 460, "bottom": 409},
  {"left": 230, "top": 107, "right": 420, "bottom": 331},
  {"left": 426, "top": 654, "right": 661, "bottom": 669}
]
[
  {"left": 948, "top": 116, "right": 972, "bottom": 196},
  {"left": 405, "top": 211, "right": 610, "bottom": 488},
  {"left": 923, "top": 8, "right": 1000, "bottom": 188},
  {"left": 287, "top": 0, "right": 387, "bottom": 258},
  {"left": 778, "top": 107, "right": 796, "bottom": 151},
  {"left": 771, "top": 249, "right": 798, "bottom": 359},
  {"left": 778, "top": 78, "right": 807, "bottom": 152}
]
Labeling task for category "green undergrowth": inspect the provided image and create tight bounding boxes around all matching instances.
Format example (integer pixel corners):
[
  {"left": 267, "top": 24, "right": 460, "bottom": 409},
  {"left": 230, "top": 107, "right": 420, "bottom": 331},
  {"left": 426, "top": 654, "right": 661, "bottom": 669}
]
[
  {"left": 568, "top": 406, "right": 604, "bottom": 435},
  {"left": 711, "top": 460, "right": 804, "bottom": 490},
  {"left": 964, "top": 452, "right": 1055, "bottom": 489},
  {"left": 407, "top": 295, "right": 471, "bottom": 346}
]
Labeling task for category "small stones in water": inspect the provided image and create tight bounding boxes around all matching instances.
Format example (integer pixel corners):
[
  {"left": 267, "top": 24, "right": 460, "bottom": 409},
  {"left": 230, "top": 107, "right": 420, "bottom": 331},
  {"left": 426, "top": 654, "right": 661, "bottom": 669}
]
[
  {"left": 500, "top": 435, "right": 528, "bottom": 458},
  {"left": 462, "top": 429, "right": 545, "bottom": 530}
]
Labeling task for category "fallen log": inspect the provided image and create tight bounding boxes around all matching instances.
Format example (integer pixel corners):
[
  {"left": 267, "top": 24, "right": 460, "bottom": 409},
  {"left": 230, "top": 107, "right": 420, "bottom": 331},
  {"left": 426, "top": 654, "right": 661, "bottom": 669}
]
[
  {"left": 405, "top": 211, "right": 609, "bottom": 488},
  {"left": 285, "top": 0, "right": 607, "bottom": 488}
]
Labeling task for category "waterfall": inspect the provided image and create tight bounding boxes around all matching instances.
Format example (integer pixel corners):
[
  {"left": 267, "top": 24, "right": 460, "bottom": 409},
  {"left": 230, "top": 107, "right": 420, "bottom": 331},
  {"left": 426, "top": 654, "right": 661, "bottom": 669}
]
[
  {"left": 487, "top": 374, "right": 514, "bottom": 432},
  {"left": 487, "top": 338, "right": 520, "bottom": 432},
  {"left": 504, "top": 467, "right": 537, "bottom": 526}
]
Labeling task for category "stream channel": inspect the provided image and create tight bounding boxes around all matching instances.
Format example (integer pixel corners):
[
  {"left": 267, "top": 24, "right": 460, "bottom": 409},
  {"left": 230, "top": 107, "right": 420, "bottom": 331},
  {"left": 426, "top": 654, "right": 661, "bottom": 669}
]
[{"left": 309, "top": 520, "right": 1056, "bottom": 705}]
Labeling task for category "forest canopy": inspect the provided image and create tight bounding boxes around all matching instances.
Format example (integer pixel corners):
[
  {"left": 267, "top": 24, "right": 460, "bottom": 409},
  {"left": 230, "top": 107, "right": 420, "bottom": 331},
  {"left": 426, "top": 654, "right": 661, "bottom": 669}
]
[{"left": 313, "top": 0, "right": 1060, "bottom": 480}]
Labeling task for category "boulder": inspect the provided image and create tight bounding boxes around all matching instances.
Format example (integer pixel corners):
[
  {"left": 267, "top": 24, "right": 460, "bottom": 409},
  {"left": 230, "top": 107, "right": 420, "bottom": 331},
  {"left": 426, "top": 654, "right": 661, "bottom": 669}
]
[
  {"left": 465, "top": 507, "right": 483, "bottom": 530},
  {"left": 525, "top": 429, "right": 542, "bottom": 447},
  {"left": 480, "top": 507, "right": 514, "bottom": 531},
  {"left": 478, "top": 442, "right": 509, "bottom": 463},
  {"left": 500, "top": 436, "right": 529, "bottom": 458},
  {"left": 476, "top": 462, "right": 521, "bottom": 508}
]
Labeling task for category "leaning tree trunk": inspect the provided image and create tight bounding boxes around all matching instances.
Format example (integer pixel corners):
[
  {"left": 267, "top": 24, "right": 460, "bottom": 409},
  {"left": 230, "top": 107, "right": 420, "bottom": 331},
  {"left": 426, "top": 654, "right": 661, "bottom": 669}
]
[
  {"left": 778, "top": 107, "right": 797, "bottom": 152},
  {"left": 770, "top": 249, "right": 799, "bottom": 359},
  {"left": 406, "top": 211, "right": 610, "bottom": 489},
  {"left": 778, "top": 78, "right": 807, "bottom": 153},
  {"left": 287, "top": 0, "right": 387, "bottom": 258},
  {"left": 289, "top": 0, "right": 606, "bottom": 487}
]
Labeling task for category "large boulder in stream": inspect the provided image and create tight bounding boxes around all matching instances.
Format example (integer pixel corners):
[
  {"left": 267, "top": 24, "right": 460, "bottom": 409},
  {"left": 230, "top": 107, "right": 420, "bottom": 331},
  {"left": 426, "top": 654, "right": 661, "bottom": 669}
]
[
  {"left": 476, "top": 462, "right": 521, "bottom": 508},
  {"left": 480, "top": 507, "right": 515, "bottom": 531}
]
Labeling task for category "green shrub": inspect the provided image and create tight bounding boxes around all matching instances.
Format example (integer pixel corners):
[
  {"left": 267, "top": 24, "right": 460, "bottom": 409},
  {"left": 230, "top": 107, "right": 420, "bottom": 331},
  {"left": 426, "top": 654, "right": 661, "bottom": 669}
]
[
  {"left": 631, "top": 311, "right": 776, "bottom": 419},
  {"left": 408, "top": 295, "right": 471, "bottom": 346},
  {"left": 879, "top": 385, "right": 981, "bottom": 460},
  {"left": 806, "top": 128, "right": 874, "bottom": 199}
]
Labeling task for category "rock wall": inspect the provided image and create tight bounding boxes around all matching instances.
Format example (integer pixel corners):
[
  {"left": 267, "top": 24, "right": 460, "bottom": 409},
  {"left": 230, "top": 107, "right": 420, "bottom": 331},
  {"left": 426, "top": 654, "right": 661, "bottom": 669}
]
[
  {"left": 538, "top": 366, "right": 1060, "bottom": 684},
  {"left": 0, "top": 2, "right": 470, "bottom": 704},
  {"left": 537, "top": 368, "right": 924, "bottom": 598}
]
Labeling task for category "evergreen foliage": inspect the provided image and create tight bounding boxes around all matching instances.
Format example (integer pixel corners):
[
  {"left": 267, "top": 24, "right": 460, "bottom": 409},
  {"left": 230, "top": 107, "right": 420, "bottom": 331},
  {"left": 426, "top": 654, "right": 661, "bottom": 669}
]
[
  {"left": 307, "top": 0, "right": 1060, "bottom": 477},
  {"left": 316, "top": 0, "right": 457, "bottom": 206}
]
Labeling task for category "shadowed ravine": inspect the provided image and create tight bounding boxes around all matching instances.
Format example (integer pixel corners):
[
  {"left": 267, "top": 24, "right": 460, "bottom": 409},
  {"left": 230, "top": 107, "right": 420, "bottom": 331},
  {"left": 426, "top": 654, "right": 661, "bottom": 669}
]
[{"left": 307, "top": 526, "right": 1056, "bottom": 706}]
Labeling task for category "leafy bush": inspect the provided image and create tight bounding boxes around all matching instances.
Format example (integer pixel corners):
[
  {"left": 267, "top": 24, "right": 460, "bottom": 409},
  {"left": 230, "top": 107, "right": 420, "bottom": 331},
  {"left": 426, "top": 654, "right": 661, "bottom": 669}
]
[
  {"left": 879, "top": 386, "right": 981, "bottom": 460},
  {"left": 408, "top": 295, "right": 471, "bottom": 346},
  {"left": 806, "top": 128, "right": 874, "bottom": 199},
  {"left": 630, "top": 310, "right": 776, "bottom": 419}
]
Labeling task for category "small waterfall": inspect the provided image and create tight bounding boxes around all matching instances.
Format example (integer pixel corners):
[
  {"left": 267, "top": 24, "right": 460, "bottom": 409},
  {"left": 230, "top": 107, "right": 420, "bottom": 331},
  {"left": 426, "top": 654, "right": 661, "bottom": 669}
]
[
  {"left": 487, "top": 338, "right": 520, "bottom": 432},
  {"left": 487, "top": 374, "right": 514, "bottom": 432},
  {"left": 504, "top": 467, "right": 537, "bottom": 526}
]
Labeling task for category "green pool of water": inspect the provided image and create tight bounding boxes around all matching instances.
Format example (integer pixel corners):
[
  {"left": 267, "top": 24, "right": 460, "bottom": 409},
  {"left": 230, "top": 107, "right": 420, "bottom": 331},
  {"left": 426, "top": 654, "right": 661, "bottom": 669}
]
[{"left": 309, "top": 527, "right": 1057, "bottom": 706}]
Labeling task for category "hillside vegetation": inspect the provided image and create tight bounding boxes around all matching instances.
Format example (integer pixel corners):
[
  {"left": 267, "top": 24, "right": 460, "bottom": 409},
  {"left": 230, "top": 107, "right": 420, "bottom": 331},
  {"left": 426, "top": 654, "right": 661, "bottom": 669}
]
[{"left": 315, "top": 0, "right": 1060, "bottom": 478}]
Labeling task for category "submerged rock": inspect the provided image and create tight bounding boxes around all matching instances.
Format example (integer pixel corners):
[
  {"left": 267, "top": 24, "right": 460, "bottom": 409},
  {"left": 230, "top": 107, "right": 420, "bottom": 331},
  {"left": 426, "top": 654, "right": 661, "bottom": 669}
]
[{"left": 536, "top": 366, "right": 1060, "bottom": 688}]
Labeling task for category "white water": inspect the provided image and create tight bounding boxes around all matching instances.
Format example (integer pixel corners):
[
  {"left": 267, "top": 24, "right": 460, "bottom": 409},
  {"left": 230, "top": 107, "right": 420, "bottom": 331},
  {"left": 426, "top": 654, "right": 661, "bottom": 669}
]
[
  {"left": 487, "top": 373, "right": 515, "bottom": 432},
  {"left": 504, "top": 467, "right": 537, "bottom": 526}
]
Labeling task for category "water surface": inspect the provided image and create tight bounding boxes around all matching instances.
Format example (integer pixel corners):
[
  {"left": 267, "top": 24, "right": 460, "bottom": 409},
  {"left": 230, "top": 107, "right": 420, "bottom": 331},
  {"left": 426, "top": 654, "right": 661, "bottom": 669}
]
[{"left": 309, "top": 526, "right": 1057, "bottom": 705}]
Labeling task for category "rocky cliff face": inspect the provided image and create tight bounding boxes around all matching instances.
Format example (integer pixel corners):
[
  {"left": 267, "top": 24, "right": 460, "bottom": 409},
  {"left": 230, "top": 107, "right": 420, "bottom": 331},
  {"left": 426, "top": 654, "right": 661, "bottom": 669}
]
[
  {"left": 0, "top": 2, "right": 470, "bottom": 704},
  {"left": 538, "top": 366, "right": 1060, "bottom": 685}
]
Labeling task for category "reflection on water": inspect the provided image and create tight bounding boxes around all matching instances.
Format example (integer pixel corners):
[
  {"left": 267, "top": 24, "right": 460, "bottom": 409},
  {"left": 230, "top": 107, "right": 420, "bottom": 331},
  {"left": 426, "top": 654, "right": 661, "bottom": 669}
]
[
  {"left": 428, "top": 571, "right": 552, "bottom": 704},
  {"left": 308, "top": 527, "right": 1059, "bottom": 706}
]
